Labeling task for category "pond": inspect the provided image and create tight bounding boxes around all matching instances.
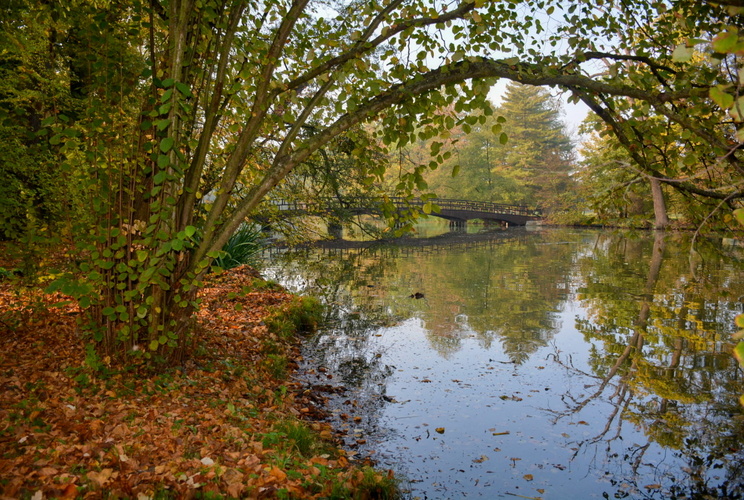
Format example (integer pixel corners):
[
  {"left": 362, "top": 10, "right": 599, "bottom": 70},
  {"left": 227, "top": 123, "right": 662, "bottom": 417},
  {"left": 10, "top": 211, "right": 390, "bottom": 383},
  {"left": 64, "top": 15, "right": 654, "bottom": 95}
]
[{"left": 261, "top": 227, "right": 744, "bottom": 499}]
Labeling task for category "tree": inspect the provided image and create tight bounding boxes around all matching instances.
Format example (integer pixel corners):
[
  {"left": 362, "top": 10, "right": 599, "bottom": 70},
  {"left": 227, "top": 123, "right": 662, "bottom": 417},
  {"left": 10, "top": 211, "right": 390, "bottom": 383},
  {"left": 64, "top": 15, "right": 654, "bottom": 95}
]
[
  {"left": 0, "top": 1, "right": 82, "bottom": 242},
  {"left": 422, "top": 85, "right": 574, "bottom": 208},
  {"left": 491, "top": 82, "right": 575, "bottom": 210},
  {"left": 2, "top": 0, "right": 739, "bottom": 365}
]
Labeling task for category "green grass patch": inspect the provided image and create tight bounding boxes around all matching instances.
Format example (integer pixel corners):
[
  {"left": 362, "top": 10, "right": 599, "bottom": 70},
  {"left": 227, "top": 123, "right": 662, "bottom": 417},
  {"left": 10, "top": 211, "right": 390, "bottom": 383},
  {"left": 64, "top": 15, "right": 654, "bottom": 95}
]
[{"left": 265, "top": 295, "right": 323, "bottom": 338}]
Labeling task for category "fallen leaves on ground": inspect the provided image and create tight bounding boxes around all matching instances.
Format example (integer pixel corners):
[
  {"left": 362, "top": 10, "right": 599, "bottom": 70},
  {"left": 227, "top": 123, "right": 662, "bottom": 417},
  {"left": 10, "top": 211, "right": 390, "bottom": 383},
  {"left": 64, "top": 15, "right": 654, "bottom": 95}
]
[{"left": 0, "top": 259, "right": 385, "bottom": 499}]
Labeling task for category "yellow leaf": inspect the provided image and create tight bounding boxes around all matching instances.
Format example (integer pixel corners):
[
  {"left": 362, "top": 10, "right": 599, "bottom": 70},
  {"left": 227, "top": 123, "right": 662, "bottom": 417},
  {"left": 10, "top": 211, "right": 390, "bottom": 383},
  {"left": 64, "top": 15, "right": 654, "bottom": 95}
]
[
  {"left": 435, "top": 427, "right": 445, "bottom": 434},
  {"left": 523, "top": 474, "right": 534, "bottom": 481}
]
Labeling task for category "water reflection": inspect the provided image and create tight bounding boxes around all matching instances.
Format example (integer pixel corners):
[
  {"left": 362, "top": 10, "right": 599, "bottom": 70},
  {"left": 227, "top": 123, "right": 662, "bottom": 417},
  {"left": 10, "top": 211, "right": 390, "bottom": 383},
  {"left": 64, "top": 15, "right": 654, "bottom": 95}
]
[{"left": 262, "top": 228, "right": 744, "bottom": 499}]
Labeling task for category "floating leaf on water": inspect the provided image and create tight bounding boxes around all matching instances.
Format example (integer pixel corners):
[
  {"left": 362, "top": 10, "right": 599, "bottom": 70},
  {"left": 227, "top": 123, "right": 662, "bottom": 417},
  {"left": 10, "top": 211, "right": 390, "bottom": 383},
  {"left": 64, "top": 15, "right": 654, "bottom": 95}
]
[
  {"left": 523, "top": 474, "right": 534, "bottom": 481},
  {"left": 644, "top": 484, "right": 662, "bottom": 490},
  {"left": 473, "top": 455, "right": 489, "bottom": 463},
  {"left": 435, "top": 427, "right": 445, "bottom": 434}
]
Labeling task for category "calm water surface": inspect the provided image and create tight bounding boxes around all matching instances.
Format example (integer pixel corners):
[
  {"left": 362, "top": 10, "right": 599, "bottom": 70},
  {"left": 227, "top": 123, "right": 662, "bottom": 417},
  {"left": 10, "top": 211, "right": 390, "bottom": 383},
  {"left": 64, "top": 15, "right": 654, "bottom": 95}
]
[{"left": 262, "top": 228, "right": 744, "bottom": 499}]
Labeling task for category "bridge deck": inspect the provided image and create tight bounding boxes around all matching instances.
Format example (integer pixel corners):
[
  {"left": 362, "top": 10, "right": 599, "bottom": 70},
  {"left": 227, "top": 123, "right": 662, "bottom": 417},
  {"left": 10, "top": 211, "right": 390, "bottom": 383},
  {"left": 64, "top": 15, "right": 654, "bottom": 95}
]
[{"left": 270, "top": 197, "right": 542, "bottom": 226}]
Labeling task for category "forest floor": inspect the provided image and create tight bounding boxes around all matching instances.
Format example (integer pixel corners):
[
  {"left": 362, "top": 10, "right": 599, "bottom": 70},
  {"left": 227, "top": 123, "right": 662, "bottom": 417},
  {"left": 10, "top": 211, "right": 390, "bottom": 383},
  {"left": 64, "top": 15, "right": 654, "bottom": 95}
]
[{"left": 0, "top": 250, "right": 395, "bottom": 499}]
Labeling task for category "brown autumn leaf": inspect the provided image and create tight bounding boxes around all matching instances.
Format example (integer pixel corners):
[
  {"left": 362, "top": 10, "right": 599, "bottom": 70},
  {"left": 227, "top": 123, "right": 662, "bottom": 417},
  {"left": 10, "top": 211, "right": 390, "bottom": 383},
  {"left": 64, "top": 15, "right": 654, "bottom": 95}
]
[
  {"left": 86, "top": 468, "right": 116, "bottom": 487},
  {"left": 0, "top": 262, "right": 387, "bottom": 499}
]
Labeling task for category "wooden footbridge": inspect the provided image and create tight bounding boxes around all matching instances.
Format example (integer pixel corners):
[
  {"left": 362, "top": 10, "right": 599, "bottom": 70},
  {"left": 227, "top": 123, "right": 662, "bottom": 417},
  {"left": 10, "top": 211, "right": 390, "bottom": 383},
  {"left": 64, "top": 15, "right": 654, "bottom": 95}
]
[{"left": 270, "top": 197, "right": 542, "bottom": 226}]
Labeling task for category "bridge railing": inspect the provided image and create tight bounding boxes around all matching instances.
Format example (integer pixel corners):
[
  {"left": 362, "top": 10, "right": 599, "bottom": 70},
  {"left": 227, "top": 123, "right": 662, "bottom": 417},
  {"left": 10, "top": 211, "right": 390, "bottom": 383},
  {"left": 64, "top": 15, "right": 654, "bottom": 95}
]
[
  {"left": 268, "top": 197, "right": 542, "bottom": 217},
  {"left": 386, "top": 197, "right": 541, "bottom": 217}
]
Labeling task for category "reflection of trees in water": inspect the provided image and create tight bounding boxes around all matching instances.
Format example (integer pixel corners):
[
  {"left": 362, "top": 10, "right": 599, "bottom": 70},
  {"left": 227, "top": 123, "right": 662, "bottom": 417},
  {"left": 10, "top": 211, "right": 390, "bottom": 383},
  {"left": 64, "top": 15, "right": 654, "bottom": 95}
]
[
  {"left": 265, "top": 231, "right": 577, "bottom": 364},
  {"left": 264, "top": 230, "right": 744, "bottom": 496},
  {"left": 406, "top": 232, "right": 575, "bottom": 362},
  {"left": 262, "top": 231, "right": 581, "bottom": 450},
  {"left": 263, "top": 245, "right": 405, "bottom": 450},
  {"left": 565, "top": 231, "right": 744, "bottom": 498}
]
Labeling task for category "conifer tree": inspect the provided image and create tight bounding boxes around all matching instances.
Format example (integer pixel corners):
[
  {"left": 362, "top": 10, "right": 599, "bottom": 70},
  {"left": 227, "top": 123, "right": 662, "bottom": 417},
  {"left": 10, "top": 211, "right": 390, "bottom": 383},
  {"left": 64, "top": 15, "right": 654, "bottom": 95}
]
[{"left": 494, "top": 82, "right": 575, "bottom": 210}]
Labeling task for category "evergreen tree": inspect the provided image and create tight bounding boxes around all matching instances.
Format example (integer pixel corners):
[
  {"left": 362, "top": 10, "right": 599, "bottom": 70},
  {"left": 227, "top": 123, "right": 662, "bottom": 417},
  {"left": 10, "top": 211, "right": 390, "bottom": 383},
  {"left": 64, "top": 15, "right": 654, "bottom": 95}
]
[
  {"left": 426, "top": 84, "right": 575, "bottom": 210},
  {"left": 494, "top": 82, "right": 575, "bottom": 210}
]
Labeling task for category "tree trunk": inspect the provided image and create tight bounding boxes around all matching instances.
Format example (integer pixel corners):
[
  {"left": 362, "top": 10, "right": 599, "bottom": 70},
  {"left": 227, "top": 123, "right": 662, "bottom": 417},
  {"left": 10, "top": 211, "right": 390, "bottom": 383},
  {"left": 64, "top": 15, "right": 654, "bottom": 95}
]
[{"left": 650, "top": 176, "right": 669, "bottom": 229}]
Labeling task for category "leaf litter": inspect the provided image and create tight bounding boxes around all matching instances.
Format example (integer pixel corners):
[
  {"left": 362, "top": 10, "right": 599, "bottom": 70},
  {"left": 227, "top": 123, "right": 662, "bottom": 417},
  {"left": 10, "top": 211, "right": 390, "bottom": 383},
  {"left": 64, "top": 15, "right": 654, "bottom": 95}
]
[{"left": 0, "top": 262, "right": 389, "bottom": 498}]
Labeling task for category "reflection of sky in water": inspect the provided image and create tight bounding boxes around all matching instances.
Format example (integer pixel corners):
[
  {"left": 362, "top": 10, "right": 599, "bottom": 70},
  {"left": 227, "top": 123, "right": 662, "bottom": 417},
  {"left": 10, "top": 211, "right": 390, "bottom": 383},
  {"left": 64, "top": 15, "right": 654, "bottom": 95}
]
[
  {"left": 365, "top": 309, "right": 659, "bottom": 498},
  {"left": 263, "top": 229, "right": 744, "bottom": 499}
]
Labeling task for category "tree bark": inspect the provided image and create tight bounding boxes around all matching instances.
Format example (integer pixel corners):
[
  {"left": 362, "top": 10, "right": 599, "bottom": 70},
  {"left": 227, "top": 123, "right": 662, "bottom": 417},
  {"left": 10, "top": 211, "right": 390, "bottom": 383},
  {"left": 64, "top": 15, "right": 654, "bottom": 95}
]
[{"left": 650, "top": 177, "right": 669, "bottom": 230}]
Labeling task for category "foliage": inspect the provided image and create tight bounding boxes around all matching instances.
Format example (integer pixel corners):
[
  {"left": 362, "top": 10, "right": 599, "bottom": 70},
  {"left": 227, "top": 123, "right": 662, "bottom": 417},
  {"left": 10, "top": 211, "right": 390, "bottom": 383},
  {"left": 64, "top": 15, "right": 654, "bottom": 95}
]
[
  {"left": 212, "top": 224, "right": 264, "bottom": 271},
  {"left": 491, "top": 83, "right": 575, "bottom": 211},
  {"left": 390, "top": 83, "right": 574, "bottom": 212},
  {"left": 1, "top": 0, "right": 742, "bottom": 365},
  {"left": 733, "top": 208, "right": 744, "bottom": 407},
  {"left": 573, "top": 129, "right": 657, "bottom": 226}
]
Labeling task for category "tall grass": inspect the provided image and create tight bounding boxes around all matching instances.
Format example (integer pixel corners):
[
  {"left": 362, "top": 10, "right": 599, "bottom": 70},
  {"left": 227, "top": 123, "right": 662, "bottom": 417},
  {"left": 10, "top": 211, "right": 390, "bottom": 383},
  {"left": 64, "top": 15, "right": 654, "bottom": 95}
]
[{"left": 214, "top": 224, "right": 264, "bottom": 270}]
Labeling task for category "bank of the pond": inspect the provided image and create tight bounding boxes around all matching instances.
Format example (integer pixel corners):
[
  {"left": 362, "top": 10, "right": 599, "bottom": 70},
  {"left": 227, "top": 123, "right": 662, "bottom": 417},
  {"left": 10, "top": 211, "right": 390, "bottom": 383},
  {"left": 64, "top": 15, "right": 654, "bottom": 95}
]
[{"left": 0, "top": 262, "right": 398, "bottom": 499}]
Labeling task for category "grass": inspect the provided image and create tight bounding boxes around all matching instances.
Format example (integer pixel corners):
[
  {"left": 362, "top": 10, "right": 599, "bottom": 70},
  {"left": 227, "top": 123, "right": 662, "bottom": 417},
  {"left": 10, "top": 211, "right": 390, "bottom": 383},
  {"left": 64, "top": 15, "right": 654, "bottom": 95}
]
[
  {"left": 213, "top": 224, "right": 264, "bottom": 270},
  {"left": 265, "top": 295, "right": 324, "bottom": 338}
]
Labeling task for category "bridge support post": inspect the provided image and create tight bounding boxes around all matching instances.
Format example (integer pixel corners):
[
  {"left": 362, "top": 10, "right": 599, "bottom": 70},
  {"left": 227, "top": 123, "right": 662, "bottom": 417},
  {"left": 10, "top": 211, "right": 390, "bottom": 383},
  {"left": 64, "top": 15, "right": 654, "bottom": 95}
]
[
  {"left": 327, "top": 222, "right": 343, "bottom": 239},
  {"left": 449, "top": 220, "right": 466, "bottom": 230}
]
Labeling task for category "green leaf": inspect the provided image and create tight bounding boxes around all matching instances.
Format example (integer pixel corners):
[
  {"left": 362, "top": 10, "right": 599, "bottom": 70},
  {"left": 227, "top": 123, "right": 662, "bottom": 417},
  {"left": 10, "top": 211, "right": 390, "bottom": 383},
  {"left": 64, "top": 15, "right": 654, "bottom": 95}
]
[
  {"left": 175, "top": 82, "right": 192, "bottom": 97},
  {"left": 736, "top": 314, "right": 744, "bottom": 328},
  {"left": 157, "top": 154, "right": 170, "bottom": 169},
  {"left": 712, "top": 28, "right": 739, "bottom": 53},
  {"left": 149, "top": 339, "right": 160, "bottom": 351},
  {"left": 671, "top": 44, "right": 694, "bottom": 62},
  {"left": 184, "top": 226, "right": 197, "bottom": 238},
  {"left": 155, "top": 118, "right": 171, "bottom": 131},
  {"left": 710, "top": 86, "right": 734, "bottom": 110},
  {"left": 734, "top": 341, "right": 744, "bottom": 366},
  {"left": 734, "top": 208, "right": 744, "bottom": 226},
  {"left": 153, "top": 171, "right": 167, "bottom": 184},
  {"left": 499, "top": 132, "right": 508, "bottom": 145},
  {"left": 160, "top": 137, "right": 174, "bottom": 153},
  {"left": 160, "top": 88, "right": 173, "bottom": 104}
]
